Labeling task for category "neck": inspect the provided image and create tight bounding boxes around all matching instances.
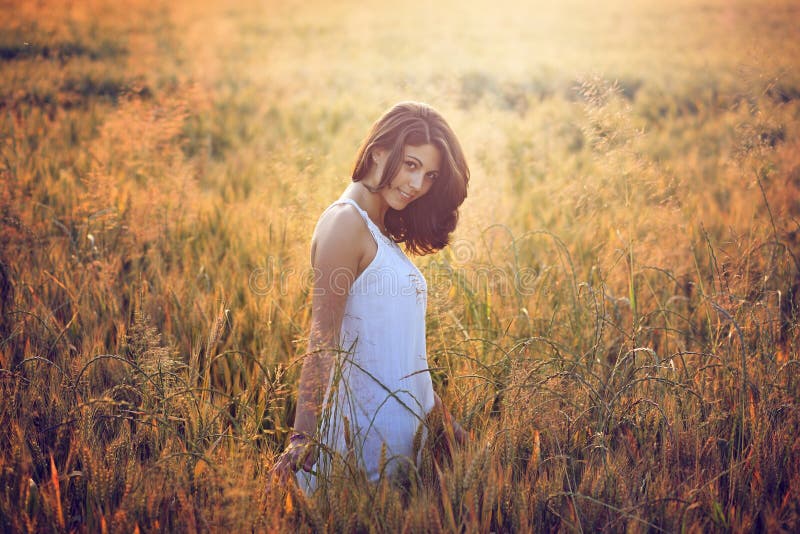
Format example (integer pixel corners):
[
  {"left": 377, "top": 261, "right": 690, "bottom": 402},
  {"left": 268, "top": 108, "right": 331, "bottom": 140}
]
[{"left": 344, "top": 181, "right": 389, "bottom": 232}]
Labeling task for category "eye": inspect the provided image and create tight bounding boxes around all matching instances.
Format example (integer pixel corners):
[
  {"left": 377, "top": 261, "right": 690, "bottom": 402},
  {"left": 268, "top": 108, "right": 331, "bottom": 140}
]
[
  {"left": 404, "top": 160, "right": 417, "bottom": 169},
  {"left": 425, "top": 172, "right": 438, "bottom": 181}
]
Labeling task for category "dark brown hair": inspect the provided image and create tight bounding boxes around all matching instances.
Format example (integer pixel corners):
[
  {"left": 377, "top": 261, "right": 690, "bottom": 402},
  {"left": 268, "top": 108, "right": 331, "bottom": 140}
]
[{"left": 351, "top": 101, "right": 469, "bottom": 255}]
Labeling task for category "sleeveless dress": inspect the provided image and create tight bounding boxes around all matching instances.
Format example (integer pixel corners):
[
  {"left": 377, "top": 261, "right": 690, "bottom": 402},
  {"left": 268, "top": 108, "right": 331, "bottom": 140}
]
[{"left": 297, "top": 198, "right": 435, "bottom": 493}]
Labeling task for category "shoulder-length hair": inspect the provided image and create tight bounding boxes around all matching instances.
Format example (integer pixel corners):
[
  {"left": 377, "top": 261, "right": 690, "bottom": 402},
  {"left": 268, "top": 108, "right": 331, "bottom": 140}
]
[{"left": 351, "top": 101, "right": 470, "bottom": 255}]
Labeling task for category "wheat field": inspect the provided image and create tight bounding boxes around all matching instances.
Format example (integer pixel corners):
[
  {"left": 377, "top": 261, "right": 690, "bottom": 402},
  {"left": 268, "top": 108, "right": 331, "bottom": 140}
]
[{"left": 1, "top": 0, "right": 799, "bottom": 531}]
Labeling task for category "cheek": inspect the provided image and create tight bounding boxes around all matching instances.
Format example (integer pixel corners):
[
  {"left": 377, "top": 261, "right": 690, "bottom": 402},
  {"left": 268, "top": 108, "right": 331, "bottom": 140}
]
[{"left": 392, "top": 167, "right": 410, "bottom": 184}]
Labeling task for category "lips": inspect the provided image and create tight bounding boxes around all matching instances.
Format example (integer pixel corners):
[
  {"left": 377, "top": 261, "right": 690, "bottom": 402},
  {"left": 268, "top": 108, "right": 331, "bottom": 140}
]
[{"left": 398, "top": 190, "right": 414, "bottom": 202}]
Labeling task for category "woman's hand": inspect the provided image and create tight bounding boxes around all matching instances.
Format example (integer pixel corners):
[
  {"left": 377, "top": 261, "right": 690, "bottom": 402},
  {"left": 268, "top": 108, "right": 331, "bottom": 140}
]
[{"left": 269, "top": 433, "right": 317, "bottom": 481}]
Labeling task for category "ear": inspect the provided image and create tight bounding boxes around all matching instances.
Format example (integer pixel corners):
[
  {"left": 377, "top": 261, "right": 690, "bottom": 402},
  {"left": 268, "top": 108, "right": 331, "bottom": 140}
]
[{"left": 371, "top": 147, "right": 388, "bottom": 165}]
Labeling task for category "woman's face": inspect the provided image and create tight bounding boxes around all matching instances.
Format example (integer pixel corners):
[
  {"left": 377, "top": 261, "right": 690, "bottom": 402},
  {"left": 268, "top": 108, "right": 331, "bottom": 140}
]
[{"left": 373, "top": 143, "right": 441, "bottom": 210}]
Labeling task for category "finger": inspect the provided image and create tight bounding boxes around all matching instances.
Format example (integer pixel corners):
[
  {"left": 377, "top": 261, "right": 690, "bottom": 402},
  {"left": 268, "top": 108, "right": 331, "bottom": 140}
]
[
  {"left": 265, "top": 467, "right": 285, "bottom": 495},
  {"left": 271, "top": 454, "right": 296, "bottom": 479},
  {"left": 267, "top": 467, "right": 284, "bottom": 487},
  {"left": 302, "top": 450, "right": 316, "bottom": 472}
]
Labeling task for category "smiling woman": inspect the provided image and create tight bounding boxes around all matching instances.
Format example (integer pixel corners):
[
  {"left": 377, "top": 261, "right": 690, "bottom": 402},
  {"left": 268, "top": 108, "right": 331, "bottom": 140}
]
[
  {"left": 269, "top": 101, "right": 470, "bottom": 492},
  {"left": 367, "top": 144, "right": 440, "bottom": 211},
  {"left": 350, "top": 101, "right": 470, "bottom": 254}
]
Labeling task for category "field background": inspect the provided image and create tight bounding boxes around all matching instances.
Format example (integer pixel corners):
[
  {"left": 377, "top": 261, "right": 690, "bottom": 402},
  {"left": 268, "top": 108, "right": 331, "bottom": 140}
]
[{"left": 2, "top": 0, "right": 799, "bottom": 531}]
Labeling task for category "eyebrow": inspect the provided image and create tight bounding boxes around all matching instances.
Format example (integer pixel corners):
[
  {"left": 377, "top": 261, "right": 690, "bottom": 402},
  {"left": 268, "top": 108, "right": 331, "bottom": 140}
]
[{"left": 405, "top": 153, "right": 439, "bottom": 172}]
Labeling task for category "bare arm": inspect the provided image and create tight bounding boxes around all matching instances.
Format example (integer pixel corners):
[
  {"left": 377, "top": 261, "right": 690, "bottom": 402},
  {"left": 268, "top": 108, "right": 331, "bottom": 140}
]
[{"left": 270, "top": 205, "right": 372, "bottom": 477}]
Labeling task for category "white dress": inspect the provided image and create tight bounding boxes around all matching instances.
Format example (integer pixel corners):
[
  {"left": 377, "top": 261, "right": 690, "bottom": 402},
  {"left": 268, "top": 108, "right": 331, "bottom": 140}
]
[{"left": 298, "top": 198, "right": 435, "bottom": 492}]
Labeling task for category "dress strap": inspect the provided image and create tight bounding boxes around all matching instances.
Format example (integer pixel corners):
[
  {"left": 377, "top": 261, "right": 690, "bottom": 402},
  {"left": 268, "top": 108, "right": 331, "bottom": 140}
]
[{"left": 329, "top": 198, "right": 393, "bottom": 246}]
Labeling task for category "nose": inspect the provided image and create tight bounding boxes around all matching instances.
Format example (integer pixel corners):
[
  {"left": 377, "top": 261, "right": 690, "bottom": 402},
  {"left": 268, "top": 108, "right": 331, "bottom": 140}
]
[{"left": 409, "top": 171, "right": 424, "bottom": 191}]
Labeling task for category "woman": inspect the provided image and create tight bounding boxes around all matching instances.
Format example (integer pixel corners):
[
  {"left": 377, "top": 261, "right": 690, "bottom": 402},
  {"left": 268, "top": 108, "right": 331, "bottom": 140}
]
[{"left": 271, "top": 101, "right": 469, "bottom": 492}]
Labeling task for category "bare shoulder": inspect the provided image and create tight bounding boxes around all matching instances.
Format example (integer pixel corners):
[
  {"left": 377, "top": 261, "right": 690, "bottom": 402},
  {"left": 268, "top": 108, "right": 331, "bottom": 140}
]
[
  {"left": 314, "top": 202, "right": 367, "bottom": 239},
  {"left": 311, "top": 202, "right": 370, "bottom": 267}
]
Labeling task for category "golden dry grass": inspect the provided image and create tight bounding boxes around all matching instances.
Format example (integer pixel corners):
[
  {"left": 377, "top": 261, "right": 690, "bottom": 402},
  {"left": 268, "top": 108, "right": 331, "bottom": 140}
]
[{"left": 1, "top": 0, "right": 799, "bottom": 531}]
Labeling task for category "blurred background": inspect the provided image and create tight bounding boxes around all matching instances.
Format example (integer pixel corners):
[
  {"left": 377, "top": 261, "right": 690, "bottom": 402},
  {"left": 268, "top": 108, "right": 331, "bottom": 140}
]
[{"left": 1, "top": 0, "right": 799, "bottom": 530}]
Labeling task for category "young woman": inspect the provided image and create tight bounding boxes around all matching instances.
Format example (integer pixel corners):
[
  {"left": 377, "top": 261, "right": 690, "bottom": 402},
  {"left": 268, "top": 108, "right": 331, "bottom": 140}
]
[{"left": 271, "top": 101, "right": 469, "bottom": 492}]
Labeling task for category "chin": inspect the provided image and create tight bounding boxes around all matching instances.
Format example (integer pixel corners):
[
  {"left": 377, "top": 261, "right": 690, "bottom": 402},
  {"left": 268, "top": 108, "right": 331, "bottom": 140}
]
[
  {"left": 386, "top": 195, "right": 409, "bottom": 211},
  {"left": 399, "top": 193, "right": 419, "bottom": 207}
]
